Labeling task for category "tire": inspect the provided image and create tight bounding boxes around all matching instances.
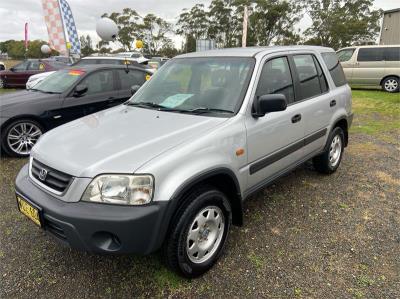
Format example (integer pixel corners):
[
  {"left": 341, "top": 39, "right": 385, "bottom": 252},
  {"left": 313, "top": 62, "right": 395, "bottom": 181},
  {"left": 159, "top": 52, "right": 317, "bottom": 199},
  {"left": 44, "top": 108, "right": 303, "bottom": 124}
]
[
  {"left": 382, "top": 76, "right": 399, "bottom": 93},
  {"left": 313, "top": 127, "right": 345, "bottom": 174},
  {"left": 1, "top": 119, "right": 44, "bottom": 158},
  {"left": 0, "top": 77, "right": 5, "bottom": 89},
  {"left": 163, "top": 186, "right": 232, "bottom": 278}
]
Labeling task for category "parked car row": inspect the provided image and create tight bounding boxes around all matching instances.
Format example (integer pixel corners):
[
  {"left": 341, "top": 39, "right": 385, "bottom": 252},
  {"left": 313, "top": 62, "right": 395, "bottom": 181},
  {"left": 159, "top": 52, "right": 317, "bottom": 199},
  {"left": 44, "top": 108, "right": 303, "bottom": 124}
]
[
  {"left": 1, "top": 65, "right": 152, "bottom": 157},
  {"left": 337, "top": 45, "right": 400, "bottom": 93}
]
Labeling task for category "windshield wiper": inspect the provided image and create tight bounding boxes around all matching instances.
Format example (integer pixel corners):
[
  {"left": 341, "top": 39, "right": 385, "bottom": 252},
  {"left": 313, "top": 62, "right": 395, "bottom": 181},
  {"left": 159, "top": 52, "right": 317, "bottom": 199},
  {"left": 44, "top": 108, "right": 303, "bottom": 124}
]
[
  {"left": 125, "top": 101, "right": 182, "bottom": 111},
  {"left": 186, "top": 107, "right": 235, "bottom": 115}
]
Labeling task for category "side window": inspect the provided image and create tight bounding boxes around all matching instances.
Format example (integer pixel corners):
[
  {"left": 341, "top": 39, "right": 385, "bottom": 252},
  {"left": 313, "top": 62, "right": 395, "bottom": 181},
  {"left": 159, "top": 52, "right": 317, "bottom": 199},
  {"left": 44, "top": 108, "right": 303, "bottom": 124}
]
[
  {"left": 118, "top": 70, "right": 147, "bottom": 90},
  {"left": 321, "top": 52, "right": 347, "bottom": 87},
  {"left": 292, "top": 54, "right": 322, "bottom": 100},
  {"left": 80, "top": 70, "right": 115, "bottom": 95},
  {"left": 357, "top": 48, "right": 384, "bottom": 62},
  {"left": 384, "top": 47, "right": 400, "bottom": 61},
  {"left": 12, "top": 61, "right": 29, "bottom": 71},
  {"left": 27, "top": 61, "right": 42, "bottom": 71},
  {"left": 337, "top": 49, "right": 355, "bottom": 62},
  {"left": 256, "top": 57, "right": 294, "bottom": 102}
]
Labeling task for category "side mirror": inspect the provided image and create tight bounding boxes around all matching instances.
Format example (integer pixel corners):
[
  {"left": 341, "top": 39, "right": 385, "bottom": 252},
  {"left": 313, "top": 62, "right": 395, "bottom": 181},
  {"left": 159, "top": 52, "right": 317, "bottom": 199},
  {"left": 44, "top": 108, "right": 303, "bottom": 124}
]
[
  {"left": 131, "top": 85, "right": 141, "bottom": 95},
  {"left": 73, "top": 84, "right": 88, "bottom": 97},
  {"left": 252, "top": 94, "right": 287, "bottom": 117}
]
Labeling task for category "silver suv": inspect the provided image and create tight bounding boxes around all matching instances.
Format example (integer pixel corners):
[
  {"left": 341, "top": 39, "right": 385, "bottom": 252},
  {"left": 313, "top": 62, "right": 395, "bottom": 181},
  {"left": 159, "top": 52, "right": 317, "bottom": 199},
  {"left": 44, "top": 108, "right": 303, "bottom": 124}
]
[{"left": 15, "top": 46, "right": 353, "bottom": 278}]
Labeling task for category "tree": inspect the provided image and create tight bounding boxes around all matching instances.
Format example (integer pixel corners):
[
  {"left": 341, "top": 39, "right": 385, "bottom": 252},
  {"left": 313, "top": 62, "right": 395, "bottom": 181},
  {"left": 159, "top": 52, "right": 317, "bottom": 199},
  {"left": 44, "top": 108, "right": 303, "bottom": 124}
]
[
  {"left": 0, "top": 40, "right": 58, "bottom": 59},
  {"left": 249, "top": 0, "right": 302, "bottom": 46},
  {"left": 138, "top": 14, "right": 172, "bottom": 54},
  {"left": 177, "top": 4, "right": 209, "bottom": 46},
  {"left": 304, "top": 0, "right": 382, "bottom": 49},
  {"left": 79, "top": 35, "right": 95, "bottom": 56}
]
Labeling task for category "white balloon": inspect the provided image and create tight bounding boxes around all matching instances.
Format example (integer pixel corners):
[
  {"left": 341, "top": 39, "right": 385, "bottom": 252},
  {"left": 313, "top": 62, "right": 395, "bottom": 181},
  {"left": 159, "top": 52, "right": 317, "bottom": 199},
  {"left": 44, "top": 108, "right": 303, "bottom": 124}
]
[
  {"left": 96, "top": 18, "right": 118, "bottom": 41},
  {"left": 41, "top": 44, "right": 51, "bottom": 54}
]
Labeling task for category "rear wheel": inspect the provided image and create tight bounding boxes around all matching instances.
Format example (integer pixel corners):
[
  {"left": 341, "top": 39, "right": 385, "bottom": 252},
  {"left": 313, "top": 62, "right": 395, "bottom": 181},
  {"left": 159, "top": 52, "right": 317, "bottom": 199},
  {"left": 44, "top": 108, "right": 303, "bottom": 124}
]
[
  {"left": 382, "top": 76, "right": 399, "bottom": 93},
  {"left": 1, "top": 119, "right": 44, "bottom": 157},
  {"left": 313, "top": 127, "right": 345, "bottom": 174},
  {"left": 163, "top": 186, "right": 231, "bottom": 278}
]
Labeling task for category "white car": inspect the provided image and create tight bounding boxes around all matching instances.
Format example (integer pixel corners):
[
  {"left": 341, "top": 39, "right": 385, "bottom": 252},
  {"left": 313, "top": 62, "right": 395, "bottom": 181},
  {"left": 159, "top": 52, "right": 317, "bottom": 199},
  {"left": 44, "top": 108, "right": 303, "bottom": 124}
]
[
  {"left": 26, "top": 71, "right": 55, "bottom": 89},
  {"left": 114, "top": 52, "right": 149, "bottom": 64}
]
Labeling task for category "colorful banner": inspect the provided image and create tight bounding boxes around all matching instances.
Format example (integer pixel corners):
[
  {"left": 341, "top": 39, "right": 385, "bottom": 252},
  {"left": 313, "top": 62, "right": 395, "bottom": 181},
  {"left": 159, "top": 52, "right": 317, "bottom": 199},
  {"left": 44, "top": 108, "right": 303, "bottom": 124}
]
[
  {"left": 59, "top": 0, "right": 81, "bottom": 54},
  {"left": 41, "top": 0, "right": 67, "bottom": 55}
]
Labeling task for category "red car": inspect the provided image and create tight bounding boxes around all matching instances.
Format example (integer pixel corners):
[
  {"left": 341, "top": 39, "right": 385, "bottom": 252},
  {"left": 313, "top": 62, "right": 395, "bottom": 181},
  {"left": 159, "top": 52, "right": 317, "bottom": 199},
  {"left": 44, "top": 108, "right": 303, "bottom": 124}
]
[{"left": 0, "top": 59, "right": 66, "bottom": 88}]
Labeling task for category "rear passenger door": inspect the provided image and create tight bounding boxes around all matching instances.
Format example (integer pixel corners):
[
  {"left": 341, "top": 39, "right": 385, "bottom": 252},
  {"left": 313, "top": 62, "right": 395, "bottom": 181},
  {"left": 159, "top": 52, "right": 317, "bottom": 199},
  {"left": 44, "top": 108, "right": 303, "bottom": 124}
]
[
  {"left": 116, "top": 69, "right": 149, "bottom": 101},
  {"left": 352, "top": 48, "right": 385, "bottom": 86},
  {"left": 290, "top": 53, "right": 334, "bottom": 155}
]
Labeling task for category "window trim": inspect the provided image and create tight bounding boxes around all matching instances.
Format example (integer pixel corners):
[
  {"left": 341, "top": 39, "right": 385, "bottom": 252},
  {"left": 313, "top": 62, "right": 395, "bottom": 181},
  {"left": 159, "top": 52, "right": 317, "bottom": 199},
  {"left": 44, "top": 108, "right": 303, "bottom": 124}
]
[
  {"left": 288, "top": 53, "right": 330, "bottom": 105},
  {"left": 253, "top": 55, "right": 298, "bottom": 105}
]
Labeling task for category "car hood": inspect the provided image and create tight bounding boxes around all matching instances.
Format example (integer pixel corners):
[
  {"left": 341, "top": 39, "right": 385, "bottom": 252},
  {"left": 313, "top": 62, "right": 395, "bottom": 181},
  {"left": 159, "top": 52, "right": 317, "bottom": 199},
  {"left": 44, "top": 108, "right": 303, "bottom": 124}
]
[
  {"left": 29, "top": 71, "right": 55, "bottom": 80},
  {"left": 32, "top": 105, "right": 228, "bottom": 178},
  {"left": 0, "top": 90, "right": 53, "bottom": 111}
]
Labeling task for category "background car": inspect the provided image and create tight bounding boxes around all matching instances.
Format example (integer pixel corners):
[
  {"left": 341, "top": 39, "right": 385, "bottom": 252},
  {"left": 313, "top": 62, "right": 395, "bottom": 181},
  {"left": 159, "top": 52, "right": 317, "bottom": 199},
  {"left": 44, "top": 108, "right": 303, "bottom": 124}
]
[
  {"left": 147, "top": 57, "right": 169, "bottom": 71},
  {"left": 0, "top": 64, "right": 152, "bottom": 157},
  {"left": 0, "top": 59, "right": 67, "bottom": 88},
  {"left": 114, "top": 51, "right": 148, "bottom": 64},
  {"left": 337, "top": 45, "right": 400, "bottom": 92},
  {"left": 26, "top": 56, "right": 154, "bottom": 89},
  {"left": 26, "top": 71, "right": 56, "bottom": 89}
]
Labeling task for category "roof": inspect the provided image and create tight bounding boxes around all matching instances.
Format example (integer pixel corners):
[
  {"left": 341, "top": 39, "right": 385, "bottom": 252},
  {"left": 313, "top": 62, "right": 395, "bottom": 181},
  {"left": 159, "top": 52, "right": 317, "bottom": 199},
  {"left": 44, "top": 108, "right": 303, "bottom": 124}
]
[
  {"left": 63, "top": 64, "right": 152, "bottom": 72},
  {"left": 176, "top": 46, "right": 334, "bottom": 58},
  {"left": 384, "top": 8, "right": 400, "bottom": 14}
]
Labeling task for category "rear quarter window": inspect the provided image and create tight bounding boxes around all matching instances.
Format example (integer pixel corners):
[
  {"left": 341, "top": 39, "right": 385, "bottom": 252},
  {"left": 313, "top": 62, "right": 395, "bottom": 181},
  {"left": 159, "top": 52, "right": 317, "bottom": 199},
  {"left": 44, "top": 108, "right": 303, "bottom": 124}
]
[
  {"left": 321, "top": 52, "right": 347, "bottom": 87},
  {"left": 384, "top": 47, "right": 400, "bottom": 61}
]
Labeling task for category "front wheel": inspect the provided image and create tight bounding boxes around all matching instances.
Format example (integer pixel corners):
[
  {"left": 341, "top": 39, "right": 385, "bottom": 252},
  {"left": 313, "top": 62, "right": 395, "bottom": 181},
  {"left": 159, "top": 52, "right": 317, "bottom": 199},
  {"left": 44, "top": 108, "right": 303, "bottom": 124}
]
[
  {"left": 313, "top": 127, "right": 345, "bottom": 174},
  {"left": 382, "top": 76, "right": 399, "bottom": 93},
  {"left": 1, "top": 119, "right": 44, "bottom": 157},
  {"left": 163, "top": 186, "right": 231, "bottom": 278}
]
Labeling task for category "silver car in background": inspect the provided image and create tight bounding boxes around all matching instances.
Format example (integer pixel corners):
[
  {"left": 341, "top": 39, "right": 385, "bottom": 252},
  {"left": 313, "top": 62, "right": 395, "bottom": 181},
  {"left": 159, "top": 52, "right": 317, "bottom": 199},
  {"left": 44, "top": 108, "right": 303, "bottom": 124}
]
[
  {"left": 15, "top": 46, "right": 352, "bottom": 278},
  {"left": 337, "top": 45, "right": 400, "bottom": 92}
]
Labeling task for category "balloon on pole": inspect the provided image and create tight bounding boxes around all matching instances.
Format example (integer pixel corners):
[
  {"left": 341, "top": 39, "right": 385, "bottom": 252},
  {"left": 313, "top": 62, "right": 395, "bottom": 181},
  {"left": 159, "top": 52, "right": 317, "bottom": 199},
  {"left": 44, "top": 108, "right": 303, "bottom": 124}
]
[
  {"left": 41, "top": 44, "right": 51, "bottom": 54},
  {"left": 96, "top": 18, "right": 119, "bottom": 41},
  {"left": 135, "top": 40, "right": 143, "bottom": 49}
]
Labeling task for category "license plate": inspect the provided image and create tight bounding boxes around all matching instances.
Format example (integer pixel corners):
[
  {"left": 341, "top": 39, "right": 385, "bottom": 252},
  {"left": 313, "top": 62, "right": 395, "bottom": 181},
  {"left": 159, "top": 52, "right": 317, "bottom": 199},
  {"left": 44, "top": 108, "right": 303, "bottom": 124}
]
[{"left": 17, "top": 195, "right": 42, "bottom": 227}]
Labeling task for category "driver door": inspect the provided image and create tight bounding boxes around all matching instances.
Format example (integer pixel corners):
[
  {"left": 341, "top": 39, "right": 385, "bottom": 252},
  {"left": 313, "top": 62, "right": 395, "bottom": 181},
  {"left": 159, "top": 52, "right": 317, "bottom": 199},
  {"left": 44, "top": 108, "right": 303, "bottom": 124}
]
[
  {"left": 245, "top": 55, "right": 305, "bottom": 190},
  {"left": 60, "top": 69, "right": 118, "bottom": 123},
  {"left": 6, "top": 61, "right": 30, "bottom": 86}
]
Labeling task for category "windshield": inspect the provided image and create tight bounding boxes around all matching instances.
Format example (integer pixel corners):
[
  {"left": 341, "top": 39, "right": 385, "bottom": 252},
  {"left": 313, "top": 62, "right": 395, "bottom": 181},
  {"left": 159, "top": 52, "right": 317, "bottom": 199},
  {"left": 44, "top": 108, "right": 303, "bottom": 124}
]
[
  {"left": 337, "top": 49, "right": 355, "bottom": 62},
  {"left": 127, "top": 57, "right": 255, "bottom": 116},
  {"left": 33, "top": 69, "right": 85, "bottom": 93}
]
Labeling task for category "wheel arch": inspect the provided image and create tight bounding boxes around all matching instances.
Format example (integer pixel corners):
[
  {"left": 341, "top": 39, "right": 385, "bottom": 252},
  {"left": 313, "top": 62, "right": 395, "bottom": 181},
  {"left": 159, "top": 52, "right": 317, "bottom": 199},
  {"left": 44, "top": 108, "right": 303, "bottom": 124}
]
[
  {"left": 0, "top": 115, "right": 46, "bottom": 134},
  {"left": 380, "top": 75, "right": 399, "bottom": 86},
  {"left": 154, "top": 168, "right": 243, "bottom": 251},
  {"left": 331, "top": 117, "right": 349, "bottom": 147}
]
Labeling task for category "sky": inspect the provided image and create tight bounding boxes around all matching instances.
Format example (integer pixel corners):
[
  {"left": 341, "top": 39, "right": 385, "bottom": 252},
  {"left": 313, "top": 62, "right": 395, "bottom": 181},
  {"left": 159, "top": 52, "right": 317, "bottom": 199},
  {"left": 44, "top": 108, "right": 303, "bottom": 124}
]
[{"left": 0, "top": 0, "right": 399, "bottom": 49}]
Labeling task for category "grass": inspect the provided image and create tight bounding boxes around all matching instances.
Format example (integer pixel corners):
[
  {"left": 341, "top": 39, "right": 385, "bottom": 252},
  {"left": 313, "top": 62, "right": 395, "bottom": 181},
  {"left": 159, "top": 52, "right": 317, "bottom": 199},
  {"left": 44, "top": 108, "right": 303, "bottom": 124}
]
[{"left": 351, "top": 89, "right": 400, "bottom": 136}]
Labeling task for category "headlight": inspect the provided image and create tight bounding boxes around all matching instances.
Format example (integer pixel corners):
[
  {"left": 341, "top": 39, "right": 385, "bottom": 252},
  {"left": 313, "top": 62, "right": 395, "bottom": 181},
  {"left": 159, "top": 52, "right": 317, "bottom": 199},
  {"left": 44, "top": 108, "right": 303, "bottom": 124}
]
[{"left": 81, "top": 174, "right": 154, "bottom": 205}]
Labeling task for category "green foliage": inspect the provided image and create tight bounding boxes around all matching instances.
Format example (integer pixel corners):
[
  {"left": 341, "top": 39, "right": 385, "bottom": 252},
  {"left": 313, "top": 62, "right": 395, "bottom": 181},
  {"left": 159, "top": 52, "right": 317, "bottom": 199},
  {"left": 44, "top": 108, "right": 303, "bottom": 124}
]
[
  {"left": 102, "top": 9, "right": 173, "bottom": 55},
  {"left": 304, "top": 0, "right": 382, "bottom": 50},
  {"left": 79, "top": 35, "right": 95, "bottom": 56},
  {"left": 0, "top": 40, "right": 58, "bottom": 59}
]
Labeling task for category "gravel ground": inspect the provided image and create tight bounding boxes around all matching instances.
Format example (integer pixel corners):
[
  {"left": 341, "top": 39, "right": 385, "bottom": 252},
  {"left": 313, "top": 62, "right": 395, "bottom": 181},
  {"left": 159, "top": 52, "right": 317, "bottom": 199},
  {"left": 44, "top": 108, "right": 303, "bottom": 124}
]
[{"left": 1, "top": 90, "right": 399, "bottom": 299}]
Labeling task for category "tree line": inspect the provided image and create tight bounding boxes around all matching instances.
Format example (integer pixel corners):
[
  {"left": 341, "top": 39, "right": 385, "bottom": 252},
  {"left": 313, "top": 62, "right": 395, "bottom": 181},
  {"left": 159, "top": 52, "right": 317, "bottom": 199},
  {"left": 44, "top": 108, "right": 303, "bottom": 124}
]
[{"left": 0, "top": 0, "right": 382, "bottom": 59}]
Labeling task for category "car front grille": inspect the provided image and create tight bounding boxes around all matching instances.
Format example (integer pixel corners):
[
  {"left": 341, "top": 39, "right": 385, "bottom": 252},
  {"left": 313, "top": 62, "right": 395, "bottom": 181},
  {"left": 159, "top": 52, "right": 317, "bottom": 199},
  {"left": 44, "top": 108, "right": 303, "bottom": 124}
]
[{"left": 31, "top": 159, "right": 73, "bottom": 194}]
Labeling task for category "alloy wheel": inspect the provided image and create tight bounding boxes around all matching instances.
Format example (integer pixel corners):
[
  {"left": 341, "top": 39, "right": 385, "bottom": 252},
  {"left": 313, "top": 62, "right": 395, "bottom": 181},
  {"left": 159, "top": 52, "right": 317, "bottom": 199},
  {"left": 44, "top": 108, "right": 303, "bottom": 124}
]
[
  {"left": 7, "top": 122, "right": 42, "bottom": 155},
  {"left": 329, "top": 135, "right": 342, "bottom": 167},
  {"left": 186, "top": 205, "right": 225, "bottom": 264},
  {"left": 384, "top": 79, "right": 398, "bottom": 92}
]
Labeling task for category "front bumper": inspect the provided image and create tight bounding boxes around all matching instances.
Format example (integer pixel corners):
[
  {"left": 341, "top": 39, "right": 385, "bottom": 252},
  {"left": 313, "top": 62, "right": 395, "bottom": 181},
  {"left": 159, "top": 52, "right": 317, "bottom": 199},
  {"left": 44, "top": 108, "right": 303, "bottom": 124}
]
[{"left": 15, "top": 164, "right": 169, "bottom": 254}]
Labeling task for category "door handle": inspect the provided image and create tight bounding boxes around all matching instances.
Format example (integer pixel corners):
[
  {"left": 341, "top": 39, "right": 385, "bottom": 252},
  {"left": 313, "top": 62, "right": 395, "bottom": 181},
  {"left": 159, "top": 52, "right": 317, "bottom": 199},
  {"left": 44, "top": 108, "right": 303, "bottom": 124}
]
[
  {"left": 330, "top": 100, "right": 337, "bottom": 107},
  {"left": 291, "top": 114, "right": 302, "bottom": 123}
]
